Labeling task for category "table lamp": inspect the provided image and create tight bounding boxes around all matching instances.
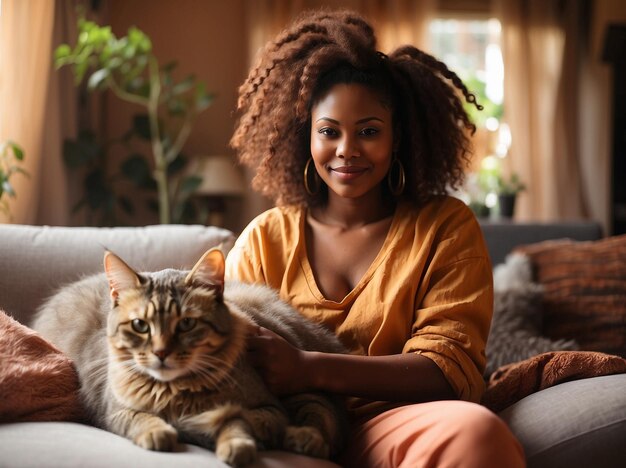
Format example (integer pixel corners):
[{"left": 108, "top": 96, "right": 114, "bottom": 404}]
[{"left": 190, "top": 155, "right": 245, "bottom": 226}]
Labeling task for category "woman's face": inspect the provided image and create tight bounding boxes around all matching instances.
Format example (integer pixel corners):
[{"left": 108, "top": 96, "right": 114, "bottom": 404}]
[{"left": 310, "top": 83, "right": 394, "bottom": 202}]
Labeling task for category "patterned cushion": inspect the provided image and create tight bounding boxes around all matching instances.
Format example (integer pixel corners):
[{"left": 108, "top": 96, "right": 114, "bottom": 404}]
[{"left": 515, "top": 234, "right": 626, "bottom": 358}]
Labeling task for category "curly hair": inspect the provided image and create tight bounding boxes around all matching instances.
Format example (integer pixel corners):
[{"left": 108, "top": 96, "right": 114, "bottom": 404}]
[{"left": 230, "top": 9, "right": 482, "bottom": 207}]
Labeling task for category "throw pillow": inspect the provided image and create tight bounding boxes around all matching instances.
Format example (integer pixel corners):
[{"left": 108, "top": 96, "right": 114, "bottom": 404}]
[
  {"left": 515, "top": 234, "right": 626, "bottom": 358},
  {"left": 485, "top": 254, "right": 578, "bottom": 377},
  {"left": 0, "top": 309, "right": 84, "bottom": 423}
]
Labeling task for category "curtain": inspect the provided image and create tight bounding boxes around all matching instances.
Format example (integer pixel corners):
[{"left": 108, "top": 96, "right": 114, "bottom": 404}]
[
  {"left": 0, "top": 0, "right": 77, "bottom": 225},
  {"left": 494, "top": 0, "right": 596, "bottom": 224},
  {"left": 360, "top": 0, "right": 436, "bottom": 52}
]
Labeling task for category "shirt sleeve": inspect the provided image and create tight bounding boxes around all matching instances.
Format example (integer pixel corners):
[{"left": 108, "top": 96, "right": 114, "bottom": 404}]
[
  {"left": 403, "top": 205, "right": 492, "bottom": 403},
  {"left": 224, "top": 223, "right": 265, "bottom": 284}
]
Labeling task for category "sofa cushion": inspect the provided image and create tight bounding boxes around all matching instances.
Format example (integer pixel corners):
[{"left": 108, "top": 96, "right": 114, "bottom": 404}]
[
  {"left": 0, "top": 310, "right": 83, "bottom": 423},
  {"left": 0, "top": 224, "right": 235, "bottom": 326},
  {"left": 515, "top": 234, "right": 626, "bottom": 358},
  {"left": 499, "top": 374, "right": 626, "bottom": 468},
  {"left": 0, "top": 422, "right": 341, "bottom": 468}
]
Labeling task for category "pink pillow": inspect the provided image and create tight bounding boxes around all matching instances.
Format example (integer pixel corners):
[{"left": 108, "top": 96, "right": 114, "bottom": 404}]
[{"left": 0, "top": 310, "right": 84, "bottom": 422}]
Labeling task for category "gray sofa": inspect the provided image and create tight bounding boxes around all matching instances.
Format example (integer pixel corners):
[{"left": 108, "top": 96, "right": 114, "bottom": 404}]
[{"left": 0, "top": 222, "right": 625, "bottom": 467}]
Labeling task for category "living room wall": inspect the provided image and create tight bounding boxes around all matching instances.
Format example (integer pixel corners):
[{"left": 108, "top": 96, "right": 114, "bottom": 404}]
[{"left": 98, "top": 0, "right": 625, "bottom": 234}]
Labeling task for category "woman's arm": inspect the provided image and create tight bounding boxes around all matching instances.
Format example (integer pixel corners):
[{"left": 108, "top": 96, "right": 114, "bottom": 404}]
[{"left": 247, "top": 326, "right": 457, "bottom": 402}]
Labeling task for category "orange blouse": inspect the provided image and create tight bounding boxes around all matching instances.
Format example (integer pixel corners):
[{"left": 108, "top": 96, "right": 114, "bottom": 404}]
[{"left": 225, "top": 196, "right": 493, "bottom": 418}]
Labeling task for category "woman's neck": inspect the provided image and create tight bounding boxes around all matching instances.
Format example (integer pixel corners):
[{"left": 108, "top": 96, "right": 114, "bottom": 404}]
[{"left": 310, "top": 192, "right": 395, "bottom": 230}]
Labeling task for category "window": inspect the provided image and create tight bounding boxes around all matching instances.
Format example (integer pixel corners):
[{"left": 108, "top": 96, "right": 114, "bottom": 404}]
[{"left": 430, "top": 17, "right": 511, "bottom": 215}]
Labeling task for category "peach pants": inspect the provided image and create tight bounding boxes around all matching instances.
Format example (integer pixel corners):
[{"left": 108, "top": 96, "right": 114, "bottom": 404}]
[{"left": 339, "top": 401, "right": 526, "bottom": 468}]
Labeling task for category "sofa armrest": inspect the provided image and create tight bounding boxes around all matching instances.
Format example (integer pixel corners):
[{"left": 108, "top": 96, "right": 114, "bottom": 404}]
[
  {"left": 0, "top": 224, "right": 235, "bottom": 326},
  {"left": 479, "top": 220, "right": 603, "bottom": 267}
]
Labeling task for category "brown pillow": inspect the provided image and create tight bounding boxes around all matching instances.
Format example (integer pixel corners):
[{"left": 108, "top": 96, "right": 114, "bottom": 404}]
[
  {"left": 0, "top": 309, "right": 84, "bottom": 423},
  {"left": 515, "top": 234, "right": 626, "bottom": 358}
]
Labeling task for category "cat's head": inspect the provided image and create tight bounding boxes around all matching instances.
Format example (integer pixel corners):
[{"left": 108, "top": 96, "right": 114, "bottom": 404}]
[{"left": 103, "top": 248, "right": 241, "bottom": 383}]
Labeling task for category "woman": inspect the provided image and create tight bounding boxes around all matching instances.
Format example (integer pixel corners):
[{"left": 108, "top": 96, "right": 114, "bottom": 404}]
[{"left": 226, "top": 9, "right": 525, "bottom": 468}]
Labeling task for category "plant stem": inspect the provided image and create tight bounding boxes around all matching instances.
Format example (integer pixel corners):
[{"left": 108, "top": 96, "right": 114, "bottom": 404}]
[
  {"left": 146, "top": 57, "right": 170, "bottom": 224},
  {"left": 108, "top": 79, "right": 150, "bottom": 107},
  {"left": 109, "top": 69, "right": 170, "bottom": 224},
  {"left": 165, "top": 112, "right": 194, "bottom": 164}
]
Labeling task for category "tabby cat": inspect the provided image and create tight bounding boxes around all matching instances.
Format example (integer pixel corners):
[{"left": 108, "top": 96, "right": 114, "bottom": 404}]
[{"left": 32, "top": 248, "right": 346, "bottom": 467}]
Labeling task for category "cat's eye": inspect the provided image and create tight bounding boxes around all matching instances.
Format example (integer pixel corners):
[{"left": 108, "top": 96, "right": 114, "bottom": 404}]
[
  {"left": 177, "top": 317, "right": 197, "bottom": 332},
  {"left": 131, "top": 319, "right": 150, "bottom": 334}
]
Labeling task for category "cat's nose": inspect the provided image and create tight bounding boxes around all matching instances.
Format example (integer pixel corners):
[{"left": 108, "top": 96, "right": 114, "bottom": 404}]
[{"left": 153, "top": 349, "right": 171, "bottom": 362}]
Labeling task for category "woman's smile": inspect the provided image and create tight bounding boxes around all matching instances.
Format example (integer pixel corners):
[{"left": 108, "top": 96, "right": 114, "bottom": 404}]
[{"left": 329, "top": 165, "right": 370, "bottom": 181}]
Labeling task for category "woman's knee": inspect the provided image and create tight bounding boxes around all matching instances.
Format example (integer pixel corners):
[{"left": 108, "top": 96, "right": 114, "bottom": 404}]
[{"left": 437, "top": 401, "right": 525, "bottom": 466}]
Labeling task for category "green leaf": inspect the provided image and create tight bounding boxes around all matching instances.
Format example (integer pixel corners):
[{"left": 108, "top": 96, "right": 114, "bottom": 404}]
[
  {"left": 167, "top": 98, "right": 186, "bottom": 116},
  {"left": 195, "top": 83, "right": 214, "bottom": 111},
  {"left": 121, "top": 154, "right": 154, "bottom": 189},
  {"left": 87, "top": 68, "right": 110, "bottom": 90},
  {"left": 74, "top": 60, "right": 90, "bottom": 85},
  {"left": 122, "top": 44, "right": 137, "bottom": 60},
  {"left": 107, "top": 56, "right": 123, "bottom": 69},
  {"left": 138, "top": 36, "right": 152, "bottom": 53},
  {"left": 63, "top": 134, "right": 100, "bottom": 168},
  {"left": 172, "top": 75, "right": 195, "bottom": 95},
  {"left": 128, "top": 26, "right": 151, "bottom": 52},
  {"left": 126, "top": 78, "right": 150, "bottom": 98},
  {"left": 2, "top": 180, "right": 15, "bottom": 197},
  {"left": 9, "top": 142, "right": 23, "bottom": 160},
  {"left": 167, "top": 155, "right": 187, "bottom": 176},
  {"left": 54, "top": 44, "right": 72, "bottom": 62}
]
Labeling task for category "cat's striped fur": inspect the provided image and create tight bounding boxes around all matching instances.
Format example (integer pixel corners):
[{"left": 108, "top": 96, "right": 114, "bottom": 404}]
[{"left": 32, "top": 249, "right": 346, "bottom": 467}]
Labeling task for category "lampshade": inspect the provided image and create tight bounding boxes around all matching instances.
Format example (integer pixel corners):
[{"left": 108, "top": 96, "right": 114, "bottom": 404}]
[{"left": 190, "top": 155, "right": 246, "bottom": 196}]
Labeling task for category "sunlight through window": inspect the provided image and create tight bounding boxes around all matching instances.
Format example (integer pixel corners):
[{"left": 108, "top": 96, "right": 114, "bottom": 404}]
[{"left": 430, "top": 18, "right": 513, "bottom": 217}]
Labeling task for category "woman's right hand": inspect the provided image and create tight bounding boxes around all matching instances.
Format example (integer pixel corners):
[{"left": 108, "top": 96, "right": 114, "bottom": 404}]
[{"left": 246, "top": 325, "right": 315, "bottom": 395}]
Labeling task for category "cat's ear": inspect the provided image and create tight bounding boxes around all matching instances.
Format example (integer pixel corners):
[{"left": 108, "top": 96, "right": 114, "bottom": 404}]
[
  {"left": 104, "top": 250, "right": 141, "bottom": 301},
  {"left": 185, "top": 248, "right": 224, "bottom": 299}
]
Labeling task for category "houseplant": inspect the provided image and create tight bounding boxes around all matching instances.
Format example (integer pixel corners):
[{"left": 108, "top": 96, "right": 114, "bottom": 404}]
[
  {"left": 0, "top": 140, "right": 26, "bottom": 220},
  {"left": 492, "top": 172, "right": 525, "bottom": 218},
  {"left": 476, "top": 156, "right": 526, "bottom": 219},
  {"left": 55, "top": 16, "right": 213, "bottom": 224}
]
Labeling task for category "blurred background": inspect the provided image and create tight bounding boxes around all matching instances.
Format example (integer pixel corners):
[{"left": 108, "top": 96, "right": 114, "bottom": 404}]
[{"left": 0, "top": 0, "right": 624, "bottom": 235}]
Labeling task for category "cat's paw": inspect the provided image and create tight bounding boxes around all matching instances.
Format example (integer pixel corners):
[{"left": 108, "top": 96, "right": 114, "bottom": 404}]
[
  {"left": 283, "top": 425, "right": 330, "bottom": 459},
  {"left": 216, "top": 436, "right": 257, "bottom": 467},
  {"left": 134, "top": 424, "right": 178, "bottom": 451}
]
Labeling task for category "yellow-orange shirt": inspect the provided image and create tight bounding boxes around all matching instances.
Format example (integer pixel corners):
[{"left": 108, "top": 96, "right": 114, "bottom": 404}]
[{"left": 225, "top": 196, "right": 492, "bottom": 418}]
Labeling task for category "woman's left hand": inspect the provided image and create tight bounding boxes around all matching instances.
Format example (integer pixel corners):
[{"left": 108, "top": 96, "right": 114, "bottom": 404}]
[{"left": 246, "top": 325, "right": 312, "bottom": 395}]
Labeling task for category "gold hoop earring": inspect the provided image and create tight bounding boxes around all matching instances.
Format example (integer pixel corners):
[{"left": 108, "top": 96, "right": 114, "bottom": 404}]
[
  {"left": 304, "top": 157, "right": 321, "bottom": 196},
  {"left": 387, "top": 156, "right": 406, "bottom": 196}
]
